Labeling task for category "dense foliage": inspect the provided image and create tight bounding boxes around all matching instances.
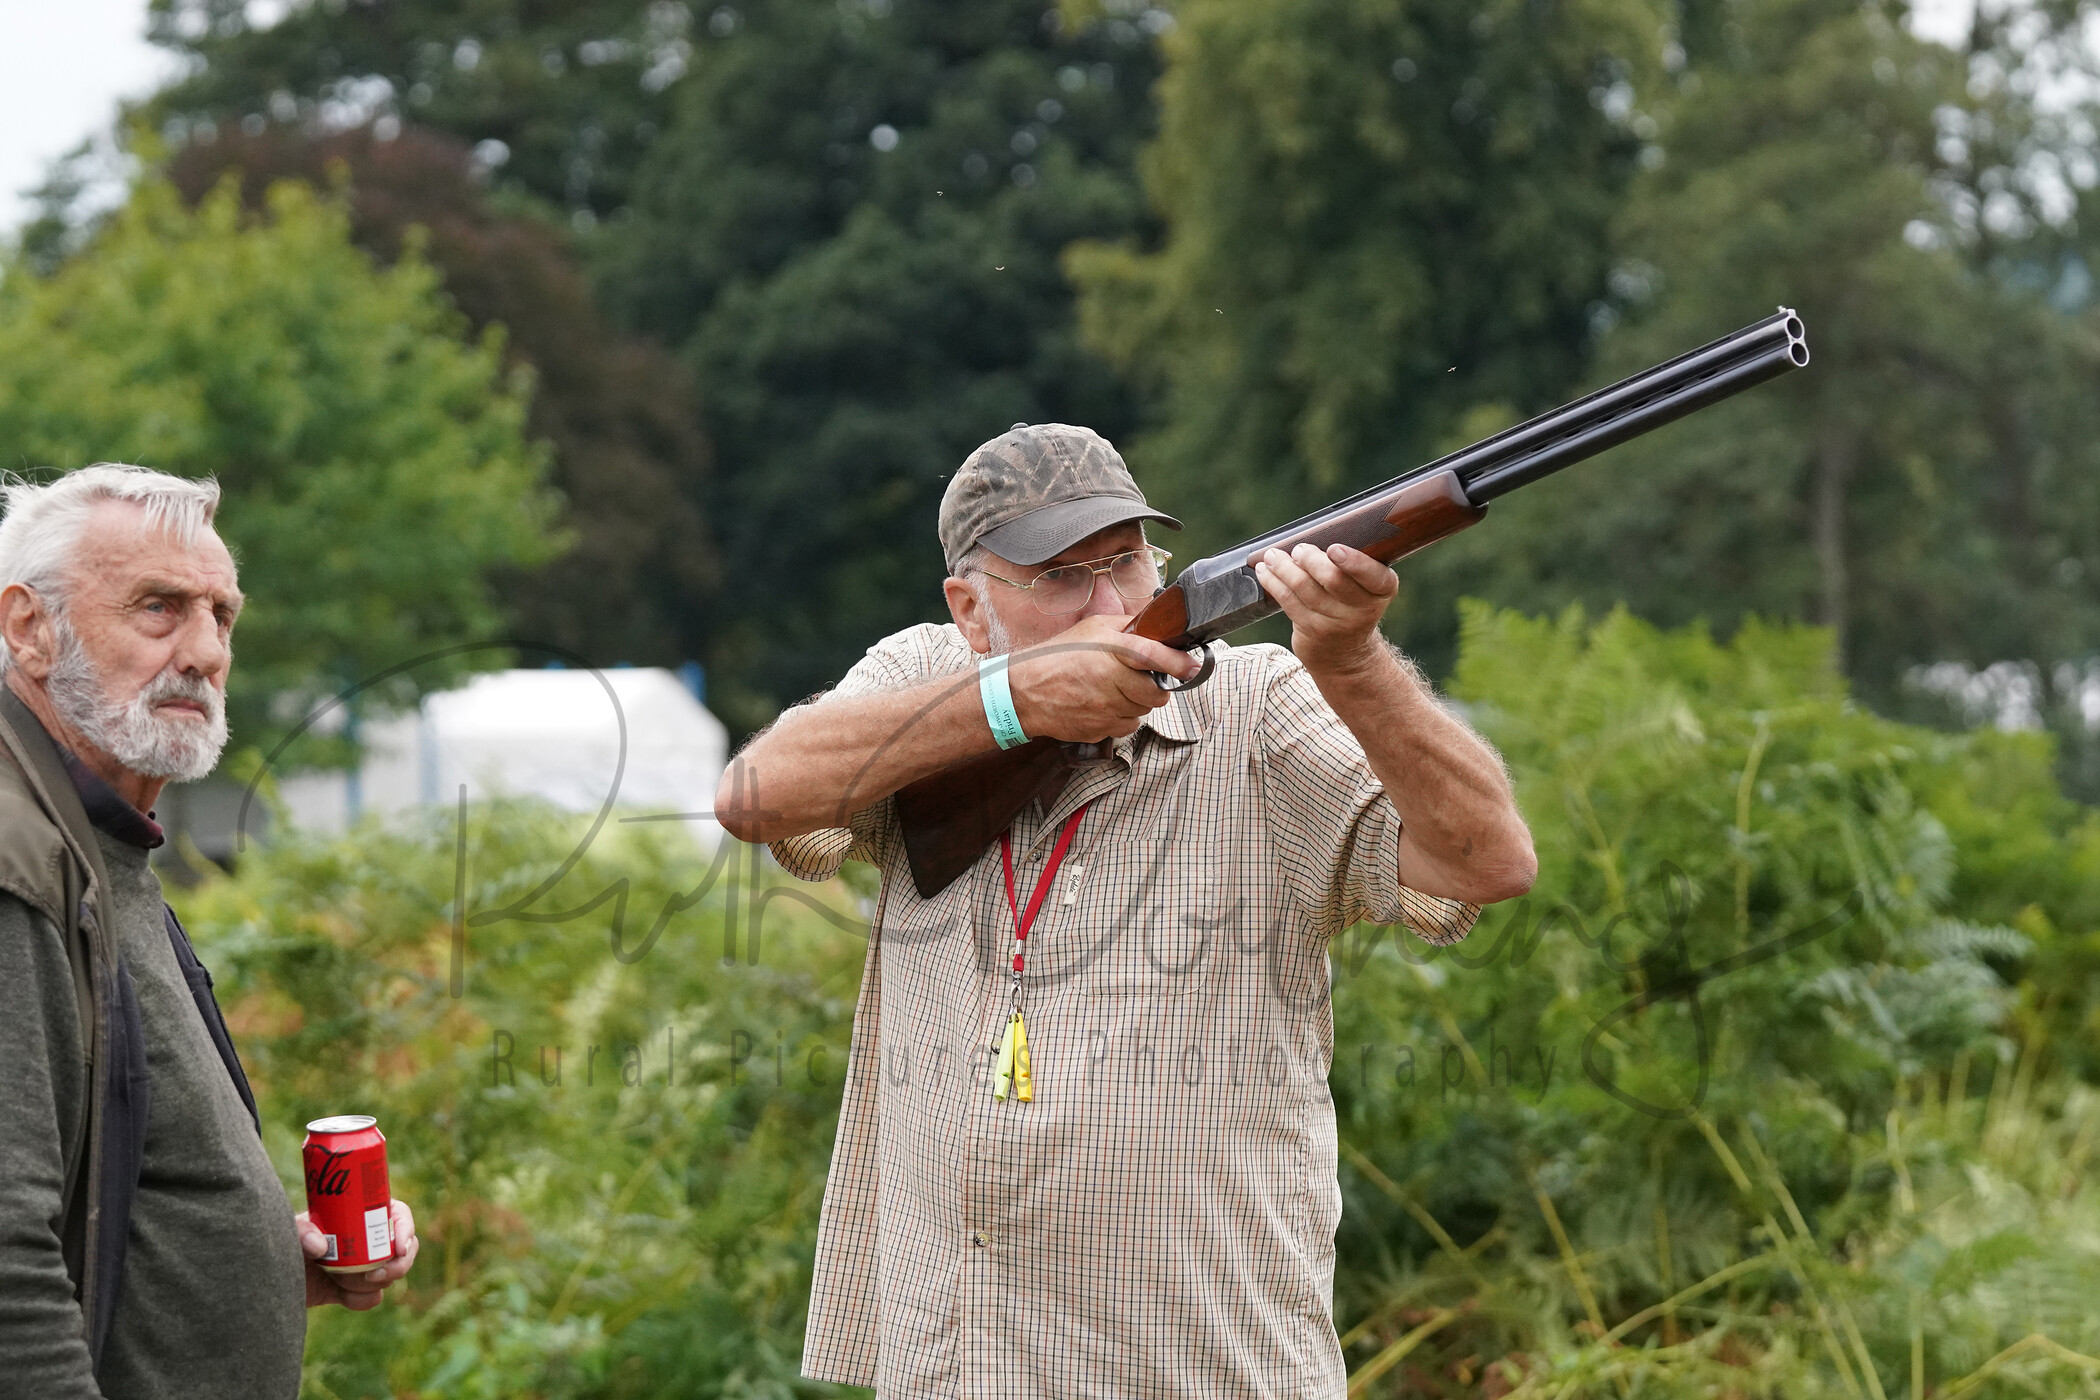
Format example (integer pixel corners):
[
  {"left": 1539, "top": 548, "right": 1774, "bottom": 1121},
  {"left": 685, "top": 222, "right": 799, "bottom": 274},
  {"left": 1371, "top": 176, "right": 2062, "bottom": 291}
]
[
  {"left": 130, "top": 0, "right": 2100, "bottom": 758},
  {"left": 1073, "top": 0, "right": 2100, "bottom": 760},
  {"left": 1066, "top": 0, "right": 1658, "bottom": 564},
  {"left": 181, "top": 609, "right": 2100, "bottom": 1397},
  {"left": 166, "top": 125, "right": 715, "bottom": 670},
  {"left": 182, "top": 803, "right": 869, "bottom": 1398},
  {"left": 145, "top": 0, "right": 1165, "bottom": 729},
  {"left": 9, "top": 0, "right": 2099, "bottom": 1390},
  {"left": 146, "top": 0, "right": 686, "bottom": 218},
  {"left": 1403, "top": 0, "right": 2100, "bottom": 739},
  {"left": 1328, "top": 603, "right": 2100, "bottom": 1395},
  {"left": 595, "top": 0, "right": 1163, "bottom": 725},
  {"left": 0, "top": 177, "right": 558, "bottom": 747}
]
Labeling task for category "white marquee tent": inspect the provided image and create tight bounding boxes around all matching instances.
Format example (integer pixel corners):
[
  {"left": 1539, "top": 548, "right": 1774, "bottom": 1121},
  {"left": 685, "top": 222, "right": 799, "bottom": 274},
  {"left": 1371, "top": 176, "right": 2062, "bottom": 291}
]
[{"left": 276, "top": 667, "right": 727, "bottom": 842}]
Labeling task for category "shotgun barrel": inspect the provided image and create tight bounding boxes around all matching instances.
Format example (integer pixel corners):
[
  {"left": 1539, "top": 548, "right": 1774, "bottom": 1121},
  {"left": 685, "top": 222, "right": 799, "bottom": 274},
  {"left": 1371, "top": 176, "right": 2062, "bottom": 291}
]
[{"left": 1156, "top": 309, "right": 1809, "bottom": 649}]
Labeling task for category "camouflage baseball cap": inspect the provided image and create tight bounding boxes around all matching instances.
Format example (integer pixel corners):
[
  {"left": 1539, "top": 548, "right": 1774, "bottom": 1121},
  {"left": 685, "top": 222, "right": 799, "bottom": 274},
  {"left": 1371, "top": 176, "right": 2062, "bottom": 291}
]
[{"left": 938, "top": 423, "right": 1180, "bottom": 572}]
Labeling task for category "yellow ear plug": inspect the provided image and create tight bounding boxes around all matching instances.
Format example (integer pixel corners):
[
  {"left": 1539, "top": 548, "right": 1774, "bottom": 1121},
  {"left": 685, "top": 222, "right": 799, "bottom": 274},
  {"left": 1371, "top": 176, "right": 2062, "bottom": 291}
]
[{"left": 1012, "top": 1013, "right": 1033, "bottom": 1102}]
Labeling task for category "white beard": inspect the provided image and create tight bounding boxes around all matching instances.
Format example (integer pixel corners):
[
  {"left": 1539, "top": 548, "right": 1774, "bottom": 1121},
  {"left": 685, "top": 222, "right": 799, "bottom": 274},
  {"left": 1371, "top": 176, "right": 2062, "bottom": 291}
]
[{"left": 46, "top": 621, "right": 229, "bottom": 782}]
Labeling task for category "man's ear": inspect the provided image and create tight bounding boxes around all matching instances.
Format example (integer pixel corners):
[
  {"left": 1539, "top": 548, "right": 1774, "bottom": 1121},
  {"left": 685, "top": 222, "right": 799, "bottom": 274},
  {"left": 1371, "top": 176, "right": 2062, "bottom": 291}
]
[
  {"left": 0, "top": 584, "right": 56, "bottom": 681},
  {"left": 943, "top": 576, "right": 993, "bottom": 655}
]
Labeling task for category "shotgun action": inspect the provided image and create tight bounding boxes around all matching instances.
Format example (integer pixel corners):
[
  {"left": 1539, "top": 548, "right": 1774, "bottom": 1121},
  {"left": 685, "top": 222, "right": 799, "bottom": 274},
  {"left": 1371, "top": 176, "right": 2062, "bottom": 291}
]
[{"left": 896, "top": 309, "right": 1810, "bottom": 896}]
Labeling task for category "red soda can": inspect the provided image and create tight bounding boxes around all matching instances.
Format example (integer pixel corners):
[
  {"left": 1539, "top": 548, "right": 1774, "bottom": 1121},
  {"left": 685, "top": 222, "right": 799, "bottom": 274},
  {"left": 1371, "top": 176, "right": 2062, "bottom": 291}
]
[{"left": 302, "top": 1115, "right": 394, "bottom": 1273}]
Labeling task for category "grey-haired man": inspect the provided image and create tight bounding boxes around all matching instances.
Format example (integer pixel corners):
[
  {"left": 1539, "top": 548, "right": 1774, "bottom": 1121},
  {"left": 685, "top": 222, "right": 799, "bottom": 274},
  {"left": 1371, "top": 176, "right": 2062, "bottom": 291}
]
[
  {"left": 718, "top": 425, "right": 1533, "bottom": 1397},
  {"left": 0, "top": 465, "right": 419, "bottom": 1399}
]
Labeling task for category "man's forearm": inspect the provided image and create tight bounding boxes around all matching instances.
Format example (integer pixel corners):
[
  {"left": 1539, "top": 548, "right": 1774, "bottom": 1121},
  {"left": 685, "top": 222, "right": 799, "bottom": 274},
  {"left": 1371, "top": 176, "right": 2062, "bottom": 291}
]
[
  {"left": 1309, "top": 645, "right": 1536, "bottom": 904},
  {"left": 716, "top": 674, "right": 1000, "bottom": 843}
]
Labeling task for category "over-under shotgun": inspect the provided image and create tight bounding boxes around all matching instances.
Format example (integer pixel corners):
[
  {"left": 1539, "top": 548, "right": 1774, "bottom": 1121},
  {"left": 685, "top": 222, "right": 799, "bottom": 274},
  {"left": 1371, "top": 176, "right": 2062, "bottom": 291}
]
[{"left": 896, "top": 309, "right": 1811, "bottom": 896}]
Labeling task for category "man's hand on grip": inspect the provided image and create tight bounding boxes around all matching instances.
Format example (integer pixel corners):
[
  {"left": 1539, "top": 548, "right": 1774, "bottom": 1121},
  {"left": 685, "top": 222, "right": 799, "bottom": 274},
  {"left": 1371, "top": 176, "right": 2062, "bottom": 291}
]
[{"left": 1005, "top": 613, "right": 1199, "bottom": 742}]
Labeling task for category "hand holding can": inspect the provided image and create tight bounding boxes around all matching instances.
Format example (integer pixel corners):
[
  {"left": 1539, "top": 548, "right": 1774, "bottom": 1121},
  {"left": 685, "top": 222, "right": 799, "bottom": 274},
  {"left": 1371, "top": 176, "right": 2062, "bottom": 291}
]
[{"left": 302, "top": 1115, "right": 393, "bottom": 1273}]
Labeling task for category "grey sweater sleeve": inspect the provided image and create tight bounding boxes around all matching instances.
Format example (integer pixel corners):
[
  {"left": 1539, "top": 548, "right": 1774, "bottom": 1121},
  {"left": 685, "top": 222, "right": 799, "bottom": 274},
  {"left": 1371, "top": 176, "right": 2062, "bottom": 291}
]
[{"left": 0, "top": 892, "right": 107, "bottom": 1398}]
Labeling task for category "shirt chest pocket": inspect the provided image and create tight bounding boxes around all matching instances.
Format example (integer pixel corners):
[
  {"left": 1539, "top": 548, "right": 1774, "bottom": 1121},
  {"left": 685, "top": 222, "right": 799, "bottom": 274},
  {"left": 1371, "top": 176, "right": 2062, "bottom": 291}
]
[{"left": 1063, "top": 854, "right": 1242, "bottom": 997}]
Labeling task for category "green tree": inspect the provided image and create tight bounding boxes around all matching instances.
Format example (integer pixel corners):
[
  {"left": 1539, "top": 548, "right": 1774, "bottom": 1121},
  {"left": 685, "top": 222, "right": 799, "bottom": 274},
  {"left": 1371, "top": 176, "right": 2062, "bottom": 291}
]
[
  {"left": 592, "top": 0, "right": 1165, "bottom": 726},
  {"left": 1065, "top": 0, "right": 2100, "bottom": 793},
  {"left": 167, "top": 125, "right": 715, "bottom": 669},
  {"left": 142, "top": 0, "right": 1168, "bottom": 729},
  {"left": 1415, "top": 0, "right": 2100, "bottom": 722},
  {"left": 1065, "top": 0, "right": 1667, "bottom": 573},
  {"left": 147, "top": 0, "right": 689, "bottom": 219},
  {"left": 0, "top": 176, "right": 560, "bottom": 751}
]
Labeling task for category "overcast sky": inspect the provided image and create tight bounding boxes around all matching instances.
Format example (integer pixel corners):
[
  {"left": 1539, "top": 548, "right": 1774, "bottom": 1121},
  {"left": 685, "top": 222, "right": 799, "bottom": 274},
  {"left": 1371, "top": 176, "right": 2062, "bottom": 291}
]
[
  {"left": 0, "top": 0, "right": 1983, "bottom": 240},
  {"left": 0, "top": 0, "right": 178, "bottom": 233}
]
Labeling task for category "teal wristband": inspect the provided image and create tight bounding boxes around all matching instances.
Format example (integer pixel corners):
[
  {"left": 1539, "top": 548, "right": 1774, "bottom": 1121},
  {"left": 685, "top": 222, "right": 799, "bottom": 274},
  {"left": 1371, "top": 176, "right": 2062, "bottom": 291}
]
[{"left": 978, "top": 655, "right": 1028, "bottom": 749}]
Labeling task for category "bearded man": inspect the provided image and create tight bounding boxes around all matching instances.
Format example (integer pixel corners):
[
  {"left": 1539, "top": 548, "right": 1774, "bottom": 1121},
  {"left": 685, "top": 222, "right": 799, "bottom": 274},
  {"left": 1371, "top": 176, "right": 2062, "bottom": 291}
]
[
  {"left": 717, "top": 424, "right": 1536, "bottom": 1398},
  {"left": 0, "top": 465, "right": 419, "bottom": 1399}
]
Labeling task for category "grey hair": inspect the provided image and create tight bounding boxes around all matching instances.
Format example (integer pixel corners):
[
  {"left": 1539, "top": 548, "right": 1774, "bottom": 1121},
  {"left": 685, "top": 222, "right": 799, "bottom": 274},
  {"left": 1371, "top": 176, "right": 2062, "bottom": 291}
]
[
  {"left": 952, "top": 543, "right": 1012, "bottom": 617},
  {"left": 949, "top": 544, "right": 1017, "bottom": 654},
  {"left": 0, "top": 465, "right": 223, "bottom": 671}
]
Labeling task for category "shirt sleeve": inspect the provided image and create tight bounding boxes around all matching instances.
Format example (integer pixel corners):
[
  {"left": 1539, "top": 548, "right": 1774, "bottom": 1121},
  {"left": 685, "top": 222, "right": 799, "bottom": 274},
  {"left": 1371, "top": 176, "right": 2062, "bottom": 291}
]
[
  {"left": 1254, "top": 650, "right": 1478, "bottom": 945},
  {"left": 767, "top": 629, "right": 939, "bottom": 883},
  {"left": 0, "top": 892, "right": 109, "bottom": 1399}
]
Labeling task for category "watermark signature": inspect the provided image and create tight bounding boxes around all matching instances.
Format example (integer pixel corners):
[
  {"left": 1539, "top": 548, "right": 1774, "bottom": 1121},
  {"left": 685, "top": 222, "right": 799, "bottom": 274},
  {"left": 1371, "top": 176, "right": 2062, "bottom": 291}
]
[
  {"left": 239, "top": 643, "right": 1854, "bottom": 1121},
  {"left": 483, "top": 1019, "right": 1568, "bottom": 1104}
]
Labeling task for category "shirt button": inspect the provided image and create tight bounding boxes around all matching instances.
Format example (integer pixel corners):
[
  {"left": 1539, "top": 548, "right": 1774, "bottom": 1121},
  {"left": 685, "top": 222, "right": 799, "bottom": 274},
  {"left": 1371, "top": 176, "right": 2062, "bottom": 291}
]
[{"left": 970, "top": 1230, "right": 991, "bottom": 1248}]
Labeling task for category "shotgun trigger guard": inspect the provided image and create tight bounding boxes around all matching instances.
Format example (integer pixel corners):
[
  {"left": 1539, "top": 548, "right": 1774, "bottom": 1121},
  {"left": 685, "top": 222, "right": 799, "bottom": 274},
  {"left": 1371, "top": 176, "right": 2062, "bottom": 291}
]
[{"left": 1150, "top": 642, "right": 1216, "bottom": 693}]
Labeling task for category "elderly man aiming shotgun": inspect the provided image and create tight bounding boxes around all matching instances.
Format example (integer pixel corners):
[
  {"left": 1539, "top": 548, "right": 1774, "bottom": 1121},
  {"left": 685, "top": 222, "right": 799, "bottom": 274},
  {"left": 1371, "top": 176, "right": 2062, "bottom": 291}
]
[{"left": 717, "top": 423, "right": 1534, "bottom": 1398}]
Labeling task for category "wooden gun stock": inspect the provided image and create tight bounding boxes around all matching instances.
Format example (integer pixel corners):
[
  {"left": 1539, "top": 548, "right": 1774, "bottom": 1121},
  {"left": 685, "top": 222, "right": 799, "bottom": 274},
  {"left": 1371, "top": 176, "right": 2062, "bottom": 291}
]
[
  {"left": 896, "top": 735, "right": 1095, "bottom": 898},
  {"left": 1268, "top": 468, "right": 1487, "bottom": 567},
  {"left": 892, "top": 471, "right": 1485, "bottom": 897}
]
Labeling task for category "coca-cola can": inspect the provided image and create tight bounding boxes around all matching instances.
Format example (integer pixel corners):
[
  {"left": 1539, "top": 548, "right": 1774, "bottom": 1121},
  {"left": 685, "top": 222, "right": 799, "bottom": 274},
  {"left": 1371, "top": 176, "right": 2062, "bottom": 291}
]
[{"left": 302, "top": 1115, "right": 394, "bottom": 1273}]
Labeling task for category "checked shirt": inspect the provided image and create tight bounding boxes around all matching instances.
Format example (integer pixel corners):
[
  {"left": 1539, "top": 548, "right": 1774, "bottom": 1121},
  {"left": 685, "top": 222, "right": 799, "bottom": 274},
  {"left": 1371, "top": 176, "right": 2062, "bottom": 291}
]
[{"left": 771, "top": 623, "right": 1479, "bottom": 1400}]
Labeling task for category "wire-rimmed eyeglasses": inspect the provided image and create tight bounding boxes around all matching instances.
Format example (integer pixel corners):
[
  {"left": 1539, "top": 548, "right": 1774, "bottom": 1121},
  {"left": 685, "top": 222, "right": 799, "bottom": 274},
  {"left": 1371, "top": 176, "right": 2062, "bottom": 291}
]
[{"left": 973, "top": 547, "right": 1173, "bottom": 615}]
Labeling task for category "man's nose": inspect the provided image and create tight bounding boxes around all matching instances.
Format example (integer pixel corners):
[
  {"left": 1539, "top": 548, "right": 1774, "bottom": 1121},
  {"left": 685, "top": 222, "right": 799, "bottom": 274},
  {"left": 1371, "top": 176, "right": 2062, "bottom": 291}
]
[
  {"left": 1078, "top": 570, "right": 1127, "bottom": 620},
  {"left": 174, "top": 608, "right": 231, "bottom": 679}
]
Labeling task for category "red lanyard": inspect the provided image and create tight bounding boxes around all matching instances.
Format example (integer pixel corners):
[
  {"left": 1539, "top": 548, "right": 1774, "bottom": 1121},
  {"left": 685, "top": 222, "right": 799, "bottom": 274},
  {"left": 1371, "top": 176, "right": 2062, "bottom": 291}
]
[
  {"left": 998, "top": 803, "right": 1090, "bottom": 994},
  {"left": 991, "top": 804, "right": 1089, "bottom": 1103}
]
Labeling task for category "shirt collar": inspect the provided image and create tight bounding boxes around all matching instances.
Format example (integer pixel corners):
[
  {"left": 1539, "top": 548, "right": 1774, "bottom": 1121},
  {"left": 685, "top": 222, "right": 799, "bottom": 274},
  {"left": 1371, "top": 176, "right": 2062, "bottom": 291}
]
[
  {"left": 1127, "top": 641, "right": 1227, "bottom": 747},
  {"left": 1128, "top": 688, "right": 1205, "bottom": 746},
  {"left": 1041, "top": 653, "right": 1213, "bottom": 848},
  {"left": 59, "top": 748, "right": 165, "bottom": 850}
]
